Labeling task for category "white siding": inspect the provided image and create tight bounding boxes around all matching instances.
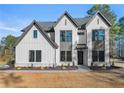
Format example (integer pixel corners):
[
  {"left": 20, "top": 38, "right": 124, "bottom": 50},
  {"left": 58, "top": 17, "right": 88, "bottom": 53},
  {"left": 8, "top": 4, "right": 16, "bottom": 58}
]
[
  {"left": 86, "top": 14, "right": 110, "bottom": 66},
  {"left": 15, "top": 25, "right": 55, "bottom": 67},
  {"left": 54, "top": 15, "right": 78, "bottom": 66},
  {"left": 77, "top": 30, "right": 86, "bottom": 44}
]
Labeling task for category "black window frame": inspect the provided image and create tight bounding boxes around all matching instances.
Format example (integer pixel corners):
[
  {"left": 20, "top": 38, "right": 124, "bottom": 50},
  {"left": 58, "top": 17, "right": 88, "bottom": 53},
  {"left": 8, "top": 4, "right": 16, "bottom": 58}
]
[
  {"left": 92, "top": 50, "right": 105, "bottom": 62},
  {"left": 60, "top": 51, "right": 65, "bottom": 61},
  {"left": 60, "top": 31, "right": 65, "bottom": 42},
  {"left": 33, "top": 30, "right": 38, "bottom": 38},
  {"left": 92, "top": 29, "right": 105, "bottom": 41},
  {"left": 67, "top": 51, "right": 72, "bottom": 61},
  {"left": 60, "top": 51, "right": 72, "bottom": 62},
  {"left": 29, "top": 50, "right": 35, "bottom": 62},
  {"left": 60, "top": 30, "right": 72, "bottom": 42},
  {"left": 36, "top": 50, "right": 42, "bottom": 62},
  {"left": 29, "top": 50, "right": 42, "bottom": 62}
]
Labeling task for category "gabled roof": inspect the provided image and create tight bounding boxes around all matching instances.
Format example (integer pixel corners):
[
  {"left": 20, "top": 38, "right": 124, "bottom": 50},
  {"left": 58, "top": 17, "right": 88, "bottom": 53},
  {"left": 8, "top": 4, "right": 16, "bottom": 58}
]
[
  {"left": 14, "top": 20, "right": 58, "bottom": 49},
  {"left": 21, "top": 11, "right": 112, "bottom": 32},
  {"left": 54, "top": 11, "right": 78, "bottom": 27},
  {"left": 86, "top": 11, "right": 112, "bottom": 27},
  {"left": 97, "top": 11, "right": 112, "bottom": 26},
  {"left": 74, "top": 16, "right": 92, "bottom": 28}
]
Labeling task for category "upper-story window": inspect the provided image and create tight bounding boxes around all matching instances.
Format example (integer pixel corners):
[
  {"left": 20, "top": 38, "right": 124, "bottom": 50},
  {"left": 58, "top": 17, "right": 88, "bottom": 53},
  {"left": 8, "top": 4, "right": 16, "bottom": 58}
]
[
  {"left": 92, "top": 29, "right": 105, "bottom": 41},
  {"left": 92, "top": 29, "right": 105, "bottom": 62},
  {"left": 33, "top": 30, "right": 38, "bottom": 38},
  {"left": 60, "top": 30, "right": 72, "bottom": 42}
]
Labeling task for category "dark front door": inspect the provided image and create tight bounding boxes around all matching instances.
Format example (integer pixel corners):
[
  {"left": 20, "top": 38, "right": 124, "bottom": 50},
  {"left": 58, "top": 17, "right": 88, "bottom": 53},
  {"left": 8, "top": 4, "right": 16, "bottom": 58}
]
[{"left": 78, "top": 51, "right": 83, "bottom": 65}]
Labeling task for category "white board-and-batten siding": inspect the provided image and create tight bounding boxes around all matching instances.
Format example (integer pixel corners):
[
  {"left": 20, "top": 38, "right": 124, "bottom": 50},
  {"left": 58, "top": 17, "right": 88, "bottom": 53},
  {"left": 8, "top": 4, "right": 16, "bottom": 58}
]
[
  {"left": 15, "top": 25, "right": 56, "bottom": 67},
  {"left": 86, "top": 14, "right": 110, "bottom": 66},
  {"left": 54, "top": 15, "right": 78, "bottom": 66}
]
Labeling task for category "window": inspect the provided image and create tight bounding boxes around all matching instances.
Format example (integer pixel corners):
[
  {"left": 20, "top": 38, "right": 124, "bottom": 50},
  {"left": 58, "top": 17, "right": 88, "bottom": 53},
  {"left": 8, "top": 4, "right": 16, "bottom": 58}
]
[
  {"left": 60, "top": 51, "right": 65, "bottom": 61},
  {"left": 60, "top": 31, "right": 65, "bottom": 42},
  {"left": 67, "top": 51, "right": 72, "bottom": 61},
  {"left": 92, "top": 50, "right": 98, "bottom": 62},
  {"left": 66, "top": 31, "right": 72, "bottom": 42},
  {"left": 36, "top": 50, "right": 41, "bottom": 62},
  {"left": 29, "top": 50, "right": 35, "bottom": 62},
  {"left": 29, "top": 50, "right": 42, "bottom": 62},
  {"left": 92, "top": 30, "right": 105, "bottom": 41},
  {"left": 92, "top": 29, "right": 105, "bottom": 62},
  {"left": 92, "top": 51, "right": 105, "bottom": 62},
  {"left": 33, "top": 30, "right": 37, "bottom": 38},
  {"left": 60, "top": 51, "right": 72, "bottom": 62},
  {"left": 99, "top": 51, "right": 105, "bottom": 61},
  {"left": 60, "top": 31, "right": 72, "bottom": 42}
]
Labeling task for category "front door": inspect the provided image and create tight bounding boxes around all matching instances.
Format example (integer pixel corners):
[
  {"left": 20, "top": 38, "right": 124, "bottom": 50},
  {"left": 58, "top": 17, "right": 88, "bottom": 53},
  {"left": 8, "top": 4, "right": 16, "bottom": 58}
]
[{"left": 78, "top": 51, "right": 83, "bottom": 65}]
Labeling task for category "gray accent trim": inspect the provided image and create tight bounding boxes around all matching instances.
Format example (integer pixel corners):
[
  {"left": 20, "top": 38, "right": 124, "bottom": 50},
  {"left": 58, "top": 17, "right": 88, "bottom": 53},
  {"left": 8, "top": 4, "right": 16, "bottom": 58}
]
[{"left": 14, "top": 20, "right": 58, "bottom": 49}]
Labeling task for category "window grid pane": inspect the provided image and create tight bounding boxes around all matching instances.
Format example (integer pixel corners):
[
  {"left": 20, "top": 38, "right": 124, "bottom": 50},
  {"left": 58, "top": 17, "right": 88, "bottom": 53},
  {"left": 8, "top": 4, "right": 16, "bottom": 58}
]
[
  {"left": 33, "top": 30, "right": 37, "bottom": 38},
  {"left": 67, "top": 51, "right": 72, "bottom": 61},
  {"left": 60, "top": 31, "right": 72, "bottom": 42},
  {"left": 29, "top": 50, "right": 35, "bottom": 62},
  {"left": 36, "top": 50, "right": 41, "bottom": 62},
  {"left": 66, "top": 31, "right": 72, "bottom": 42},
  {"left": 60, "top": 51, "right": 65, "bottom": 61},
  {"left": 60, "top": 31, "right": 65, "bottom": 42}
]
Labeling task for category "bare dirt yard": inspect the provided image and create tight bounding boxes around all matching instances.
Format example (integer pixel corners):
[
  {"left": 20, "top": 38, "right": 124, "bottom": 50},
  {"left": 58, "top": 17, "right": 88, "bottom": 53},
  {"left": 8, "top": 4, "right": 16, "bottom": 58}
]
[{"left": 0, "top": 68, "right": 124, "bottom": 88}]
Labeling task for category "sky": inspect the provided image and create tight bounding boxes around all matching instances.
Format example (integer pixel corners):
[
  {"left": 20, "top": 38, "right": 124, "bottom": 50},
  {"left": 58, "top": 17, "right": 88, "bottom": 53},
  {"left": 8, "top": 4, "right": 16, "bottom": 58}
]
[{"left": 0, "top": 4, "right": 124, "bottom": 40}]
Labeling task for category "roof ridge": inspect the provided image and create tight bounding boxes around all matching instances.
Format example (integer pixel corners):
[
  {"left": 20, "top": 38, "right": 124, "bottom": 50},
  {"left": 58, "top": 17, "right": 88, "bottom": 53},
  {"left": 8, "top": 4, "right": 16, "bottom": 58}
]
[{"left": 37, "top": 21, "right": 56, "bottom": 23}]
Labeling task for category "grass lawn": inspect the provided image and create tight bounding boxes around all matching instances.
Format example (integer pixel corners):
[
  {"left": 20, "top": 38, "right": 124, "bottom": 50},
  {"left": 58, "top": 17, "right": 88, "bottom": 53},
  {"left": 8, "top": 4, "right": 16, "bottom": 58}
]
[{"left": 0, "top": 68, "right": 124, "bottom": 88}]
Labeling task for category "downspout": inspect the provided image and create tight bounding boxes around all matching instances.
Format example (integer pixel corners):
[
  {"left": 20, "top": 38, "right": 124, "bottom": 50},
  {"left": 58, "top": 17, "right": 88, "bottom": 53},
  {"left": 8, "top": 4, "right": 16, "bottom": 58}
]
[{"left": 54, "top": 49, "right": 56, "bottom": 67}]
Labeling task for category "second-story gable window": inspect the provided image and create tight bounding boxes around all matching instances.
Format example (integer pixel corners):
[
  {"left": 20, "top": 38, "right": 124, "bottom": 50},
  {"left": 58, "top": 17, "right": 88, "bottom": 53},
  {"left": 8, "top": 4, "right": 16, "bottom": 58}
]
[
  {"left": 60, "top": 30, "right": 72, "bottom": 42},
  {"left": 33, "top": 30, "right": 38, "bottom": 38}
]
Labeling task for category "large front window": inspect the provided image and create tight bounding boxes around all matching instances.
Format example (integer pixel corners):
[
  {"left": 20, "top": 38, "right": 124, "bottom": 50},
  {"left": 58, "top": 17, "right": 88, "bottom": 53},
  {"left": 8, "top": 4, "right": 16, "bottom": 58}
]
[
  {"left": 92, "top": 29, "right": 105, "bottom": 62},
  {"left": 29, "top": 50, "right": 42, "bottom": 62},
  {"left": 60, "top": 30, "right": 72, "bottom": 42},
  {"left": 60, "top": 51, "right": 72, "bottom": 62}
]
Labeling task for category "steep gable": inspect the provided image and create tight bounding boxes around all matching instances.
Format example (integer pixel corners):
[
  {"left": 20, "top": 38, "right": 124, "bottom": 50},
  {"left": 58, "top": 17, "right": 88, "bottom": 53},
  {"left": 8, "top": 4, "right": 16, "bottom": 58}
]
[
  {"left": 54, "top": 11, "right": 78, "bottom": 28},
  {"left": 14, "top": 20, "right": 58, "bottom": 49}
]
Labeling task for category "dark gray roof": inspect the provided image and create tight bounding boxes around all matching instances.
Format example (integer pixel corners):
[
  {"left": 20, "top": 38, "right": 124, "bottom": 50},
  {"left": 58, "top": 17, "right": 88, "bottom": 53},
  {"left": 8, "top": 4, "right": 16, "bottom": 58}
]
[
  {"left": 14, "top": 20, "right": 58, "bottom": 49},
  {"left": 21, "top": 11, "right": 111, "bottom": 32},
  {"left": 74, "top": 16, "right": 92, "bottom": 27},
  {"left": 37, "top": 21, "right": 56, "bottom": 31},
  {"left": 21, "top": 16, "right": 92, "bottom": 32}
]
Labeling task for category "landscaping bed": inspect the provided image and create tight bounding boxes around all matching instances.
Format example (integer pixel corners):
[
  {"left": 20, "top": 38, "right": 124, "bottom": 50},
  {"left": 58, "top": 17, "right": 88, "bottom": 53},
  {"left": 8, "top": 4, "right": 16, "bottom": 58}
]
[
  {"left": 0, "top": 66, "right": 78, "bottom": 70},
  {"left": 90, "top": 65, "right": 121, "bottom": 71}
]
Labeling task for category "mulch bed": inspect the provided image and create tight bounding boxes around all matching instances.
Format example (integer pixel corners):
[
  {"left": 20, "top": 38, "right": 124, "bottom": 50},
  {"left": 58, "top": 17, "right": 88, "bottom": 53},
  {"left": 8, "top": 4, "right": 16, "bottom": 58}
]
[
  {"left": 90, "top": 66, "right": 122, "bottom": 71},
  {"left": 0, "top": 66, "right": 78, "bottom": 70}
]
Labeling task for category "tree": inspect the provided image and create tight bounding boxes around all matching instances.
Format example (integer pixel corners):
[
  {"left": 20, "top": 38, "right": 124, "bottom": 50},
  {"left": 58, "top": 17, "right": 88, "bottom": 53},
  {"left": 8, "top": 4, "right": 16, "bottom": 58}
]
[
  {"left": 0, "top": 35, "right": 17, "bottom": 55},
  {"left": 117, "top": 16, "right": 124, "bottom": 57}
]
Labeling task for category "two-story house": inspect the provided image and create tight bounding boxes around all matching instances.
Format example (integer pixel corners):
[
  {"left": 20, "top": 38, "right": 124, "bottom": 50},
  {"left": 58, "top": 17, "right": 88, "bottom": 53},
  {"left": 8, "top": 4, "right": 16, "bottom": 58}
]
[{"left": 14, "top": 11, "right": 111, "bottom": 67}]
